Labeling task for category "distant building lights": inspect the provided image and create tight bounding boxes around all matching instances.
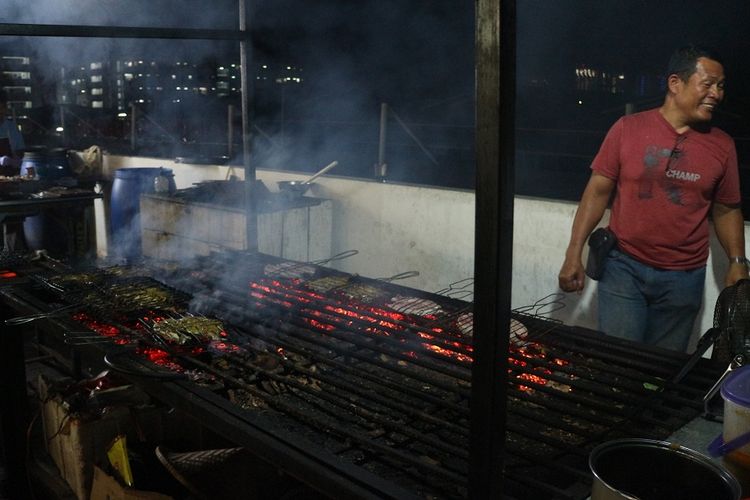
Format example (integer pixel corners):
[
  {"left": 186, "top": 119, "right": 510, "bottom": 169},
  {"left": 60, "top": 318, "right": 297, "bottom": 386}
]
[
  {"left": 55, "top": 126, "right": 64, "bottom": 132},
  {"left": 578, "top": 100, "right": 583, "bottom": 105},
  {"left": 117, "top": 112, "right": 128, "bottom": 118}
]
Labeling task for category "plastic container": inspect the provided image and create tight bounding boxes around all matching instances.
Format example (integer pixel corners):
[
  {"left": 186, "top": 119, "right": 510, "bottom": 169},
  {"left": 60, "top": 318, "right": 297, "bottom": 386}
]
[
  {"left": 110, "top": 167, "right": 175, "bottom": 260},
  {"left": 20, "top": 151, "right": 46, "bottom": 179},
  {"left": 590, "top": 438, "right": 740, "bottom": 500},
  {"left": 20, "top": 149, "right": 73, "bottom": 179},
  {"left": 720, "top": 365, "right": 750, "bottom": 458}
]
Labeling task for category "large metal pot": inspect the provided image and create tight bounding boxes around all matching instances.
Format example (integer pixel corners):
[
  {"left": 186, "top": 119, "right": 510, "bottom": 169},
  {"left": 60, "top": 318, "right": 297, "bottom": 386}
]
[
  {"left": 589, "top": 439, "right": 741, "bottom": 500},
  {"left": 277, "top": 160, "right": 338, "bottom": 197}
]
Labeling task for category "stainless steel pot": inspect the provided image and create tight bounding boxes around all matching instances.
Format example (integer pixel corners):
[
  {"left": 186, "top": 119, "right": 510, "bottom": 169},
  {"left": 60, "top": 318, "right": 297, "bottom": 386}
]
[{"left": 589, "top": 439, "right": 741, "bottom": 500}]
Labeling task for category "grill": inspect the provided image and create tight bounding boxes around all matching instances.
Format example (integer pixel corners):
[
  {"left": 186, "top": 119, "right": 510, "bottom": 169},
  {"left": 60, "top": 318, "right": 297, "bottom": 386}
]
[{"left": 0, "top": 251, "right": 726, "bottom": 500}]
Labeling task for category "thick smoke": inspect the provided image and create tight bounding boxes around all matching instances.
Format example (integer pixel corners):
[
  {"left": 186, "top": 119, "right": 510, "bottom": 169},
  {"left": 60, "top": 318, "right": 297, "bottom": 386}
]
[{"left": 2, "top": 1, "right": 475, "bottom": 185}]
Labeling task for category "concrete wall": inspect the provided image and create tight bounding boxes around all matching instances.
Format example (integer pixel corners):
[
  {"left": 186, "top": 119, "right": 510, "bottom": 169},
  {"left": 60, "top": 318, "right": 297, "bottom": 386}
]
[{"left": 99, "top": 155, "right": 746, "bottom": 347}]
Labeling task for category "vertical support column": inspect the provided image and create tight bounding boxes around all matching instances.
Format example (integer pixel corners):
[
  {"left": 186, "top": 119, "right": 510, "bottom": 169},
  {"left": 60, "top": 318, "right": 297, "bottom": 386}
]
[
  {"left": 227, "top": 104, "right": 234, "bottom": 160},
  {"left": 130, "top": 103, "right": 137, "bottom": 152},
  {"left": 470, "top": 0, "right": 515, "bottom": 498},
  {"left": 239, "top": 0, "right": 258, "bottom": 252},
  {"left": 0, "top": 303, "right": 31, "bottom": 499},
  {"left": 59, "top": 104, "right": 66, "bottom": 143},
  {"left": 375, "top": 102, "right": 388, "bottom": 180}
]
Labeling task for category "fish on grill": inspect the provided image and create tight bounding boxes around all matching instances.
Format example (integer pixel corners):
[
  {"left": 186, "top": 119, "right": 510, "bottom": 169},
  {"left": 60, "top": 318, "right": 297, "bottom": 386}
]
[
  {"left": 306, "top": 275, "right": 350, "bottom": 293},
  {"left": 455, "top": 312, "right": 528, "bottom": 344},
  {"left": 339, "top": 282, "right": 388, "bottom": 303},
  {"left": 264, "top": 262, "right": 318, "bottom": 279},
  {"left": 152, "top": 316, "right": 226, "bottom": 345},
  {"left": 387, "top": 295, "right": 442, "bottom": 316}
]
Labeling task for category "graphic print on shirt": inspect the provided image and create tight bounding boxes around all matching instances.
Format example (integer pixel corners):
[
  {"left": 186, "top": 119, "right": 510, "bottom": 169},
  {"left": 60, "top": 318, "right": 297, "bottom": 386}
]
[
  {"left": 638, "top": 144, "right": 671, "bottom": 199},
  {"left": 639, "top": 142, "right": 697, "bottom": 206}
]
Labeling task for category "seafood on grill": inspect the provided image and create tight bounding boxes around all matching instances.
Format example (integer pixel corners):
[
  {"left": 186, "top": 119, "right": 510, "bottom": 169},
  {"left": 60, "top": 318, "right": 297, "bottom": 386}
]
[
  {"left": 386, "top": 295, "right": 442, "bottom": 316},
  {"left": 152, "top": 316, "right": 226, "bottom": 345},
  {"left": 455, "top": 312, "right": 528, "bottom": 345},
  {"left": 306, "top": 274, "right": 350, "bottom": 293},
  {"left": 95, "top": 282, "right": 183, "bottom": 311},
  {"left": 264, "top": 261, "right": 317, "bottom": 279},
  {"left": 340, "top": 282, "right": 389, "bottom": 303}
]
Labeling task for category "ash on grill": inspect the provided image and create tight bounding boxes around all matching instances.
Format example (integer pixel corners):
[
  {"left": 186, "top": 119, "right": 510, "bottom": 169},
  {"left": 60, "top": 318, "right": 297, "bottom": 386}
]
[{"left": 4, "top": 252, "right": 727, "bottom": 500}]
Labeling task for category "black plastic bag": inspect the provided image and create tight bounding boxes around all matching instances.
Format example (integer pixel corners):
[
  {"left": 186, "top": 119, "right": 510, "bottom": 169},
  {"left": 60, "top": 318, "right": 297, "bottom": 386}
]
[{"left": 585, "top": 227, "right": 617, "bottom": 280}]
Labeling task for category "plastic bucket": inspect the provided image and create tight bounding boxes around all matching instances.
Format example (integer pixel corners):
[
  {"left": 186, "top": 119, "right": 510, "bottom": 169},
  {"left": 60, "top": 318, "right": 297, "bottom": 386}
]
[
  {"left": 110, "top": 167, "right": 175, "bottom": 260},
  {"left": 712, "top": 365, "right": 750, "bottom": 461},
  {"left": 589, "top": 439, "right": 740, "bottom": 500}
]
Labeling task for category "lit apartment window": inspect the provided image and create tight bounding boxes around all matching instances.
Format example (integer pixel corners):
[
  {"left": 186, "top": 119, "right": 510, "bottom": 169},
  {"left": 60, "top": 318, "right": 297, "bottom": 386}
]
[
  {"left": 92, "top": 101, "right": 103, "bottom": 108},
  {"left": 90, "top": 62, "right": 103, "bottom": 70},
  {"left": 91, "top": 88, "right": 103, "bottom": 96},
  {"left": 91, "top": 75, "right": 102, "bottom": 83},
  {"left": 4, "top": 71, "right": 31, "bottom": 80}
]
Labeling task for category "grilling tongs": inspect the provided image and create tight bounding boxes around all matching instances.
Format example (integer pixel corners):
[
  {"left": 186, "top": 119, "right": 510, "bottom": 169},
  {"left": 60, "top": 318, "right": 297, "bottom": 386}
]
[{"left": 702, "top": 353, "right": 746, "bottom": 418}]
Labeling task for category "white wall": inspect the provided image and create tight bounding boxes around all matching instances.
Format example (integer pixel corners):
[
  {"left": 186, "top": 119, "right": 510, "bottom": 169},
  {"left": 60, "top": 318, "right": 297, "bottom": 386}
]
[{"left": 99, "top": 155, "right": 744, "bottom": 348}]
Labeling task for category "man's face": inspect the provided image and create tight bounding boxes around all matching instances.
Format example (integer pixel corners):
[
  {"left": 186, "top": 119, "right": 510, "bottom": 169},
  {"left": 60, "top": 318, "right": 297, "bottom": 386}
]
[{"left": 671, "top": 57, "right": 725, "bottom": 124}]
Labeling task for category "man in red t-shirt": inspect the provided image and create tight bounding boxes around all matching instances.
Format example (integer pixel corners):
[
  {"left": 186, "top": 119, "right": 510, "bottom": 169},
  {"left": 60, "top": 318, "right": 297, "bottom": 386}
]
[{"left": 558, "top": 45, "right": 748, "bottom": 352}]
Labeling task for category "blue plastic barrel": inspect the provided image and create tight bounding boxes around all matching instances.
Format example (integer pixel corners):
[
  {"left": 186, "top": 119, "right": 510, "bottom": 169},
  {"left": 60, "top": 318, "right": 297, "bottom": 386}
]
[
  {"left": 45, "top": 148, "right": 73, "bottom": 178},
  {"left": 20, "top": 151, "right": 46, "bottom": 179},
  {"left": 20, "top": 149, "right": 73, "bottom": 179},
  {"left": 110, "top": 167, "right": 175, "bottom": 260}
]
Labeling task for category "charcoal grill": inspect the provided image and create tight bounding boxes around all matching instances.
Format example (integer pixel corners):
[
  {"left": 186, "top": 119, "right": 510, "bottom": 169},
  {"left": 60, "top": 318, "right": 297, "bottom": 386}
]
[{"left": 0, "top": 251, "right": 727, "bottom": 499}]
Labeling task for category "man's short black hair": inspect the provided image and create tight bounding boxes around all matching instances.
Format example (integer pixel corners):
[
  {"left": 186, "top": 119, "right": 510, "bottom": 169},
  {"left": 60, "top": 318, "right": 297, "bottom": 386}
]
[{"left": 667, "top": 45, "right": 724, "bottom": 82}]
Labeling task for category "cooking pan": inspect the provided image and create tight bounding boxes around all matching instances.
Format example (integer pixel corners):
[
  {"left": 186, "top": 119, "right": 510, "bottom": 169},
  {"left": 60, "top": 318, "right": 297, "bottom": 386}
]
[{"left": 278, "top": 160, "right": 338, "bottom": 196}]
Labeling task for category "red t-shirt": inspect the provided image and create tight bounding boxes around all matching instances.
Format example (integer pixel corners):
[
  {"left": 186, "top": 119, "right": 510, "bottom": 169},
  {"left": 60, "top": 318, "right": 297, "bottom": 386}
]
[{"left": 591, "top": 108, "right": 740, "bottom": 270}]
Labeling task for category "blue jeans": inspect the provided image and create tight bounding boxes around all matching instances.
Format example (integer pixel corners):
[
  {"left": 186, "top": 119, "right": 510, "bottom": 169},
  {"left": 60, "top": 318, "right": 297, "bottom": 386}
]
[{"left": 597, "top": 248, "right": 705, "bottom": 352}]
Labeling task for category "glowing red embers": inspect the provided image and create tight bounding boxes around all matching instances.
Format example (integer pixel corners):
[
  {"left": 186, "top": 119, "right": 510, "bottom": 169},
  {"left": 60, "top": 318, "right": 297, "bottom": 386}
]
[{"left": 0, "top": 270, "right": 17, "bottom": 279}]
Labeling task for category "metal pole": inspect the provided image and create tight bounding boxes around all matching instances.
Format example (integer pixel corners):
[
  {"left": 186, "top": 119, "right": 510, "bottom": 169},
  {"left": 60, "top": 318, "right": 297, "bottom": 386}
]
[
  {"left": 59, "top": 104, "right": 66, "bottom": 143},
  {"left": 376, "top": 102, "right": 388, "bottom": 180},
  {"left": 130, "top": 103, "right": 137, "bottom": 152},
  {"left": 227, "top": 104, "right": 234, "bottom": 159},
  {"left": 239, "top": 0, "right": 258, "bottom": 252},
  {"left": 470, "top": 0, "right": 515, "bottom": 498}
]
